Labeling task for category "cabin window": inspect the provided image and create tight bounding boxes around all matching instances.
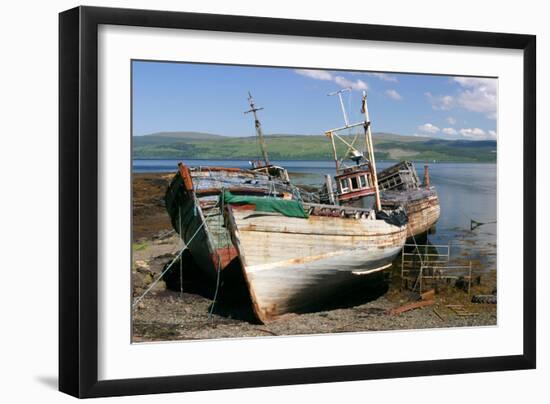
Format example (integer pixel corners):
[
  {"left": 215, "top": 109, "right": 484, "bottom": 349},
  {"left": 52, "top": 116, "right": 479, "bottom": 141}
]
[
  {"left": 340, "top": 178, "right": 349, "bottom": 193},
  {"left": 350, "top": 176, "right": 359, "bottom": 190},
  {"left": 360, "top": 175, "right": 368, "bottom": 188}
]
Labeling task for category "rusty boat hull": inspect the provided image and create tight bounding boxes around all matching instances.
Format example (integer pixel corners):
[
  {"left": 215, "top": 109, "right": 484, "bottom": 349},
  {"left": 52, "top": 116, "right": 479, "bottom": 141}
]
[
  {"left": 380, "top": 188, "right": 440, "bottom": 240},
  {"left": 226, "top": 207, "right": 407, "bottom": 323},
  {"left": 166, "top": 164, "right": 407, "bottom": 323},
  {"left": 165, "top": 165, "right": 301, "bottom": 283},
  {"left": 377, "top": 161, "right": 441, "bottom": 240}
]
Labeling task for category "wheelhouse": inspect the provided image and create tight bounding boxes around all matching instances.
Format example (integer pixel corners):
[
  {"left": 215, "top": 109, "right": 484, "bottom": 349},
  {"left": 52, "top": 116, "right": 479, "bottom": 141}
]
[{"left": 335, "top": 163, "right": 377, "bottom": 202}]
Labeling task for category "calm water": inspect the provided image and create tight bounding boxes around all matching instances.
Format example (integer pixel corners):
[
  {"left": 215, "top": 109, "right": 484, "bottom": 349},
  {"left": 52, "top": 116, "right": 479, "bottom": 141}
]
[{"left": 134, "top": 159, "right": 497, "bottom": 271}]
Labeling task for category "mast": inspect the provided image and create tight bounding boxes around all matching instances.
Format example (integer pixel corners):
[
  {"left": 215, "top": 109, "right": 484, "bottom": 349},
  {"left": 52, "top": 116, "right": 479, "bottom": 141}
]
[
  {"left": 245, "top": 92, "right": 270, "bottom": 166},
  {"left": 327, "top": 131, "right": 339, "bottom": 172},
  {"left": 324, "top": 89, "right": 382, "bottom": 211},
  {"left": 328, "top": 88, "right": 351, "bottom": 127},
  {"left": 361, "top": 91, "right": 382, "bottom": 211},
  {"left": 327, "top": 88, "right": 351, "bottom": 174}
]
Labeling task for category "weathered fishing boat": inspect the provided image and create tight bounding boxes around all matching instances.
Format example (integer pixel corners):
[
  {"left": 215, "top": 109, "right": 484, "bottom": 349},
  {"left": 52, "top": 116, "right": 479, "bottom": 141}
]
[
  {"left": 164, "top": 90, "right": 408, "bottom": 323},
  {"left": 320, "top": 88, "right": 384, "bottom": 213},
  {"left": 244, "top": 92, "right": 291, "bottom": 183},
  {"left": 165, "top": 93, "right": 311, "bottom": 283},
  {"left": 377, "top": 161, "right": 440, "bottom": 240},
  {"left": 318, "top": 88, "right": 440, "bottom": 240},
  {"left": 164, "top": 163, "right": 303, "bottom": 283},
  {"left": 223, "top": 196, "right": 407, "bottom": 322}
]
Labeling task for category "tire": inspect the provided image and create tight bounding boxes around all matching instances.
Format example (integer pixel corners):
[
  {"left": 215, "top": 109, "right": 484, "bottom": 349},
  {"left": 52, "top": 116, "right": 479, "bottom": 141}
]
[{"left": 471, "top": 294, "right": 497, "bottom": 304}]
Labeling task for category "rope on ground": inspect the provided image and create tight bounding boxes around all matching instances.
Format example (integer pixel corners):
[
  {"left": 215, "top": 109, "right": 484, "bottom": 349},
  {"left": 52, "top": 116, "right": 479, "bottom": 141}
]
[{"left": 132, "top": 219, "right": 208, "bottom": 310}]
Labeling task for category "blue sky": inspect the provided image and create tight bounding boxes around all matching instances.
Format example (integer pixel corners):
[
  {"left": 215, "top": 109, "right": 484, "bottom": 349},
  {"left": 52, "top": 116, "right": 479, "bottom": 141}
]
[{"left": 132, "top": 61, "right": 497, "bottom": 140}]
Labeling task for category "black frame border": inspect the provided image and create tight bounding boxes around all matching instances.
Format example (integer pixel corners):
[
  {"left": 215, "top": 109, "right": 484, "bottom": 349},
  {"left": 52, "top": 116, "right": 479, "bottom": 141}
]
[{"left": 59, "top": 6, "right": 536, "bottom": 398}]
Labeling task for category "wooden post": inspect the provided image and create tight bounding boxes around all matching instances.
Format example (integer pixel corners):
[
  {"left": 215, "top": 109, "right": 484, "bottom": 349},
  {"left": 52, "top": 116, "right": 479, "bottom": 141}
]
[
  {"left": 425, "top": 243, "right": 428, "bottom": 263},
  {"left": 401, "top": 246, "right": 405, "bottom": 289},
  {"left": 419, "top": 265, "right": 423, "bottom": 294},
  {"left": 423, "top": 165, "right": 431, "bottom": 188},
  {"left": 468, "top": 261, "right": 472, "bottom": 296},
  {"left": 325, "top": 174, "right": 336, "bottom": 205},
  {"left": 361, "top": 91, "right": 382, "bottom": 211}
]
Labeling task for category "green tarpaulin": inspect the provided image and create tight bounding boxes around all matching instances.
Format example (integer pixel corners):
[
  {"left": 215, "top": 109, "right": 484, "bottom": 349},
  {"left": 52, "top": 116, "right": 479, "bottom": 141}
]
[{"left": 220, "top": 191, "right": 309, "bottom": 219}]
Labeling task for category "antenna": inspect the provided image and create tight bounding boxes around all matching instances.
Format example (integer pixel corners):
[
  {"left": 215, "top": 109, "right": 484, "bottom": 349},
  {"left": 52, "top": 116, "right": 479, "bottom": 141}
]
[
  {"left": 328, "top": 87, "right": 351, "bottom": 127},
  {"left": 244, "top": 92, "right": 270, "bottom": 166},
  {"left": 361, "top": 90, "right": 381, "bottom": 211}
]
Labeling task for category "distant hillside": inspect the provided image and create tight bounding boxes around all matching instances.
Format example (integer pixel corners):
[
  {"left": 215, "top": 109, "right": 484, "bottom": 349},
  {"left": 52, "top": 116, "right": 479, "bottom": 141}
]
[{"left": 133, "top": 131, "right": 497, "bottom": 162}]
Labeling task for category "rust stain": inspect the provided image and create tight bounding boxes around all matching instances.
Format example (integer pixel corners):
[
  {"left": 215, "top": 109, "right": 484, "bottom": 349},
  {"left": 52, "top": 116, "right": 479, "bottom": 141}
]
[
  {"left": 231, "top": 204, "right": 257, "bottom": 211},
  {"left": 196, "top": 187, "right": 282, "bottom": 197},
  {"left": 337, "top": 187, "right": 376, "bottom": 201},
  {"left": 197, "top": 166, "right": 248, "bottom": 173},
  {"left": 178, "top": 163, "right": 194, "bottom": 191},
  {"left": 211, "top": 246, "right": 239, "bottom": 270}
]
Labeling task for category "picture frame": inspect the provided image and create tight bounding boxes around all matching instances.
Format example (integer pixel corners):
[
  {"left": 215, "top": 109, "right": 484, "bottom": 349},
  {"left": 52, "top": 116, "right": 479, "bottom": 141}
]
[{"left": 59, "top": 5, "right": 536, "bottom": 398}]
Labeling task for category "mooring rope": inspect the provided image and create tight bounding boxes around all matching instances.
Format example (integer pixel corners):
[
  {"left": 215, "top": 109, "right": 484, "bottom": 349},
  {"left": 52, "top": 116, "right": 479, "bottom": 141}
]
[
  {"left": 208, "top": 188, "right": 225, "bottom": 320},
  {"left": 132, "top": 218, "right": 208, "bottom": 310}
]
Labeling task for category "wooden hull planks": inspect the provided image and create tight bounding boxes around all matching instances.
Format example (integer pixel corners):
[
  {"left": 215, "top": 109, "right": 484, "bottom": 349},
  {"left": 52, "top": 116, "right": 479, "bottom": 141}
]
[
  {"left": 404, "top": 194, "right": 440, "bottom": 239},
  {"left": 226, "top": 208, "right": 407, "bottom": 323},
  {"left": 380, "top": 188, "right": 440, "bottom": 240},
  {"left": 165, "top": 165, "right": 303, "bottom": 281},
  {"left": 165, "top": 164, "right": 410, "bottom": 322}
]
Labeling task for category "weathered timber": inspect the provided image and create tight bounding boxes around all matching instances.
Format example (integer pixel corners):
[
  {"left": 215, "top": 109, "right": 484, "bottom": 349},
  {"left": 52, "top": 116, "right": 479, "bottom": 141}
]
[
  {"left": 420, "top": 289, "right": 435, "bottom": 301},
  {"left": 381, "top": 187, "right": 440, "bottom": 239},
  {"left": 389, "top": 299, "right": 435, "bottom": 315},
  {"left": 377, "top": 161, "right": 421, "bottom": 191},
  {"left": 226, "top": 207, "right": 407, "bottom": 323},
  {"left": 433, "top": 308, "right": 445, "bottom": 321},
  {"left": 164, "top": 164, "right": 300, "bottom": 283}
]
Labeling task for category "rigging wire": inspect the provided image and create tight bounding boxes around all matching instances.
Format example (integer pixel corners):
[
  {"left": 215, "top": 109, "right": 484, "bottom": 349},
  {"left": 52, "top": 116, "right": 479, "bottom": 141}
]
[
  {"left": 208, "top": 189, "right": 225, "bottom": 320},
  {"left": 132, "top": 216, "right": 210, "bottom": 309}
]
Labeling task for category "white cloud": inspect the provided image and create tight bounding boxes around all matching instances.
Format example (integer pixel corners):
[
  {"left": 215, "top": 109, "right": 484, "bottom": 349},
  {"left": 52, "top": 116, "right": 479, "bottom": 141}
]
[
  {"left": 425, "top": 92, "right": 454, "bottom": 110},
  {"left": 295, "top": 69, "right": 368, "bottom": 91},
  {"left": 424, "top": 77, "right": 497, "bottom": 118},
  {"left": 418, "top": 123, "right": 440, "bottom": 134},
  {"left": 418, "top": 123, "right": 496, "bottom": 140},
  {"left": 453, "top": 77, "right": 497, "bottom": 119},
  {"left": 453, "top": 77, "right": 496, "bottom": 90},
  {"left": 442, "top": 127, "right": 458, "bottom": 135},
  {"left": 439, "top": 127, "right": 496, "bottom": 140},
  {"left": 295, "top": 69, "right": 333, "bottom": 81},
  {"left": 425, "top": 78, "right": 497, "bottom": 119},
  {"left": 385, "top": 89, "right": 402, "bottom": 100},
  {"left": 334, "top": 75, "right": 368, "bottom": 91},
  {"left": 459, "top": 127, "right": 487, "bottom": 139},
  {"left": 367, "top": 72, "right": 398, "bottom": 82}
]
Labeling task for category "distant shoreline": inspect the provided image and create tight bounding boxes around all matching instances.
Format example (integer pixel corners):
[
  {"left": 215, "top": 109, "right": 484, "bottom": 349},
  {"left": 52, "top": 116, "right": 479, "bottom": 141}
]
[
  {"left": 132, "top": 157, "right": 497, "bottom": 164},
  {"left": 132, "top": 131, "right": 497, "bottom": 163}
]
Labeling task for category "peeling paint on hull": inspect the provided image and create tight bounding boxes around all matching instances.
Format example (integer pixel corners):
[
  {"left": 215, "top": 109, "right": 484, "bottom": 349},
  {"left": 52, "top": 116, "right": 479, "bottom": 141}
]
[
  {"left": 381, "top": 189, "right": 440, "bottom": 240},
  {"left": 403, "top": 195, "right": 441, "bottom": 239},
  {"left": 165, "top": 165, "right": 409, "bottom": 323},
  {"left": 164, "top": 167, "right": 295, "bottom": 282},
  {"left": 227, "top": 209, "right": 407, "bottom": 323}
]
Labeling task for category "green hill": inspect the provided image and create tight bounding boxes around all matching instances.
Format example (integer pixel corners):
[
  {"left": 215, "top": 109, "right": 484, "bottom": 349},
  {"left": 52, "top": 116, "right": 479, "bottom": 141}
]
[{"left": 132, "top": 131, "right": 497, "bottom": 162}]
